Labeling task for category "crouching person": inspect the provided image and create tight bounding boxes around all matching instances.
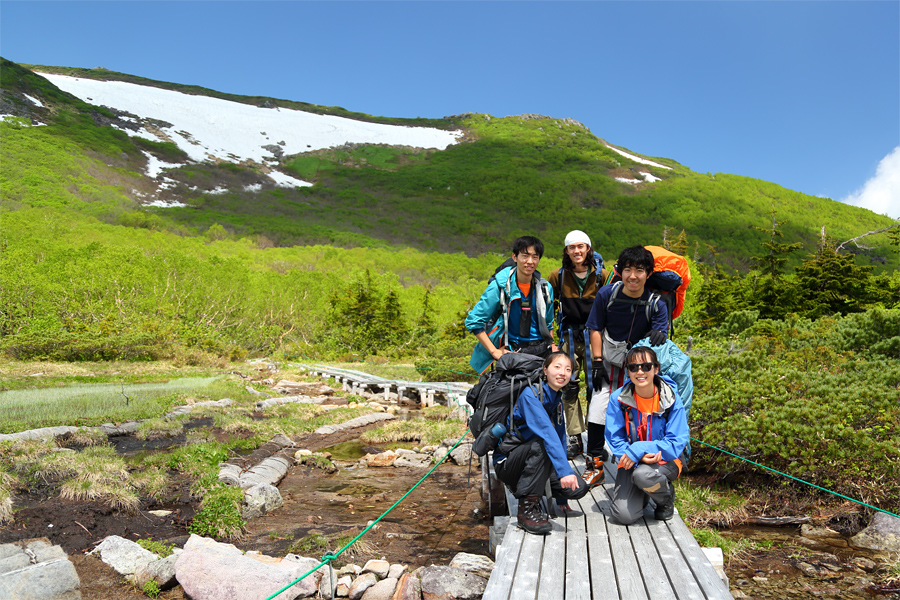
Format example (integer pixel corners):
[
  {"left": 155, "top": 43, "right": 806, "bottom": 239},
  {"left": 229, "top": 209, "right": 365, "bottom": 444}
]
[
  {"left": 605, "top": 346, "right": 688, "bottom": 525},
  {"left": 494, "top": 352, "right": 590, "bottom": 535}
]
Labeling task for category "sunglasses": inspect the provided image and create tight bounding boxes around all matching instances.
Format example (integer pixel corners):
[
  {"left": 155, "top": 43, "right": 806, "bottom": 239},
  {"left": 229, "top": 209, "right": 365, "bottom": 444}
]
[{"left": 626, "top": 362, "right": 657, "bottom": 373}]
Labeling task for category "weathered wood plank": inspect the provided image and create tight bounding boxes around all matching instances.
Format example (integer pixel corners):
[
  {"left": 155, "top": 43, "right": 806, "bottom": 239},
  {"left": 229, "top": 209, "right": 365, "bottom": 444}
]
[
  {"left": 666, "top": 514, "right": 734, "bottom": 600},
  {"left": 564, "top": 500, "right": 591, "bottom": 600},
  {"left": 536, "top": 517, "right": 566, "bottom": 600},
  {"left": 511, "top": 528, "right": 547, "bottom": 600},
  {"left": 582, "top": 491, "right": 618, "bottom": 600},
  {"left": 630, "top": 521, "right": 677, "bottom": 598},
  {"left": 644, "top": 517, "right": 706, "bottom": 600},
  {"left": 607, "top": 516, "right": 650, "bottom": 600},
  {"left": 483, "top": 524, "right": 526, "bottom": 600}
]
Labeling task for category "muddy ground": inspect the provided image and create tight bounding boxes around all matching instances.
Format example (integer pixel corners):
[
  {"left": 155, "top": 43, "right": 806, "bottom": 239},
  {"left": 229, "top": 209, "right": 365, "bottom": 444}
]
[{"left": 1, "top": 423, "right": 897, "bottom": 600}]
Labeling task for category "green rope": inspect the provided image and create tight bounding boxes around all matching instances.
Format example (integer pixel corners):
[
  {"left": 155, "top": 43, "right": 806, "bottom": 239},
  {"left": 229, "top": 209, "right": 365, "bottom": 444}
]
[
  {"left": 691, "top": 437, "right": 900, "bottom": 519},
  {"left": 263, "top": 430, "right": 471, "bottom": 600}
]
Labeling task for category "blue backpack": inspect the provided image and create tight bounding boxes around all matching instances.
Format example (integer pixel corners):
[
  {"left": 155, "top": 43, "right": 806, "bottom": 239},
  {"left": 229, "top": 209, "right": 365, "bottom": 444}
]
[{"left": 634, "top": 337, "right": 693, "bottom": 459}]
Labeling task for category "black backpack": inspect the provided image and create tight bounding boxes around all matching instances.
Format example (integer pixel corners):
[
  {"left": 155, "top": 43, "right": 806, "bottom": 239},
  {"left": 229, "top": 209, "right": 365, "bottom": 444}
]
[{"left": 466, "top": 353, "right": 544, "bottom": 456}]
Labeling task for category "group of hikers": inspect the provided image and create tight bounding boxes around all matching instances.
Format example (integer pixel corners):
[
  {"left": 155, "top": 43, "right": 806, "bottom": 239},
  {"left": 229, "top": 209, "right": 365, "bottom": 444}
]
[{"left": 465, "top": 233, "right": 689, "bottom": 535}]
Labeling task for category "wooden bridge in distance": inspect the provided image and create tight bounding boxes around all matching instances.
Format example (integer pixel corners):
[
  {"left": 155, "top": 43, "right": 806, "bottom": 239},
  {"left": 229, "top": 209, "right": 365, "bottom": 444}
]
[{"left": 484, "top": 459, "right": 734, "bottom": 600}]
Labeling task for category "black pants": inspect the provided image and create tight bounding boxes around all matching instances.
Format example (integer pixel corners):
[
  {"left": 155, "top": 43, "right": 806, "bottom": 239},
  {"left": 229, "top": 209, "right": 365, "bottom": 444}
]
[{"left": 495, "top": 438, "right": 590, "bottom": 501}]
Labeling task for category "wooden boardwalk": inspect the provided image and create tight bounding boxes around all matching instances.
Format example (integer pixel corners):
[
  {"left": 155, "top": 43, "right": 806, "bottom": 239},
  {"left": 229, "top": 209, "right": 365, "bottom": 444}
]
[{"left": 484, "top": 458, "right": 733, "bottom": 600}]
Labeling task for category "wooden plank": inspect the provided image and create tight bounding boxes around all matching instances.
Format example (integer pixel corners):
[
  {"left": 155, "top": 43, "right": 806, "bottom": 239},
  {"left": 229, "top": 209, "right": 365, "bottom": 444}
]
[
  {"left": 644, "top": 517, "right": 706, "bottom": 600},
  {"left": 510, "top": 526, "right": 548, "bottom": 600},
  {"left": 666, "top": 515, "right": 734, "bottom": 600},
  {"left": 564, "top": 499, "right": 591, "bottom": 600},
  {"left": 536, "top": 517, "right": 566, "bottom": 600},
  {"left": 629, "top": 521, "right": 677, "bottom": 599},
  {"left": 607, "top": 517, "right": 650, "bottom": 600},
  {"left": 483, "top": 523, "right": 526, "bottom": 600},
  {"left": 582, "top": 492, "right": 618, "bottom": 600}
]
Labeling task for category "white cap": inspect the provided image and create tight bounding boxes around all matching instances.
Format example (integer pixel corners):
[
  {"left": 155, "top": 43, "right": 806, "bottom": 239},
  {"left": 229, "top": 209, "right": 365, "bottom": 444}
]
[{"left": 564, "top": 230, "right": 591, "bottom": 248}]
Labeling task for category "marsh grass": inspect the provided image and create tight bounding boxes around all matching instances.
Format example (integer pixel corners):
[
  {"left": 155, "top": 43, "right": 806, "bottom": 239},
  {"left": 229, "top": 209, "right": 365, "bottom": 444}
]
[
  {"left": 136, "top": 417, "right": 186, "bottom": 440},
  {"left": 688, "top": 526, "right": 752, "bottom": 565},
  {"left": 0, "top": 376, "right": 222, "bottom": 433},
  {"left": 30, "top": 445, "right": 142, "bottom": 511},
  {"left": 0, "top": 466, "right": 16, "bottom": 523},
  {"left": 66, "top": 428, "right": 109, "bottom": 447},
  {"left": 360, "top": 418, "right": 467, "bottom": 446},
  {"left": 676, "top": 479, "right": 748, "bottom": 527}
]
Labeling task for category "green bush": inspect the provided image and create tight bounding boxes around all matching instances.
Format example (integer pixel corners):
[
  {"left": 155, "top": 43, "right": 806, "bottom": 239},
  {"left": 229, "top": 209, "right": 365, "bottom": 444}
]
[
  {"left": 188, "top": 485, "right": 246, "bottom": 540},
  {"left": 691, "top": 308, "right": 900, "bottom": 509}
]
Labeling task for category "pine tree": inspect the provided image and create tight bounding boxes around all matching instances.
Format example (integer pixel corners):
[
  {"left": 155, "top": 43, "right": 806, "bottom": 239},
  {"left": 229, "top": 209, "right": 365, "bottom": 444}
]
[
  {"left": 749, "top": 208, "right": 803, "bottom": 319},
  {"left": 794, "top": 230, "right": 889, "bottom": 318},
  {"left": 672, "top": 230, "right": 689, "bottom": 256}
]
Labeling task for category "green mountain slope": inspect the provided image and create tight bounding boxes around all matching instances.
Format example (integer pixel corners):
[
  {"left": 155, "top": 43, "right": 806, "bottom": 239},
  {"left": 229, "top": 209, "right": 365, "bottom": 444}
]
[{"left": 2, "top": 58, "right": 895, "bottom": 270}]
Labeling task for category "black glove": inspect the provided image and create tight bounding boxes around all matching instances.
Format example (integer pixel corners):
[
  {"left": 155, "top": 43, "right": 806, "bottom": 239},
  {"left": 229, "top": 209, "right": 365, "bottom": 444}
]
[
  {"left": 648, "top": 329, "right": 667, "bottom": 346},
  {"left": 591, "top": 362, "right": 609, "bottom": 390}
]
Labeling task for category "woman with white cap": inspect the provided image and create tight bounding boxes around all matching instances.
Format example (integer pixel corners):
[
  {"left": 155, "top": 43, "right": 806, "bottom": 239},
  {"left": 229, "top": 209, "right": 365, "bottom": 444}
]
[{"left": 546, "top": 230, "right": 607, "bottom": 479}]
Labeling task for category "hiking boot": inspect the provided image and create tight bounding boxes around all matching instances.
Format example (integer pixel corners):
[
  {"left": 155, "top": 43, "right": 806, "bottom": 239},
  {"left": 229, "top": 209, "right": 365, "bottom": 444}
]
[
  {"left": 581, "top": 456, "right": 605, "bottom": 488},
  {"left": 517, "top": 495, "right": 551, "bottom": 535},
  {"left": 654, "top": 491, "right": 675, "bottom": 521},
  {"left": 566, "top": 435, "right": 583, "bottom": 460}
]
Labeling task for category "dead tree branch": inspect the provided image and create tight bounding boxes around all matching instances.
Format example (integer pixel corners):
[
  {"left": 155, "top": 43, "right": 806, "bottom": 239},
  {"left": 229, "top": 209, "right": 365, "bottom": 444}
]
[{"left": 835, "top": 224, "right": 899, "bottom": 253}]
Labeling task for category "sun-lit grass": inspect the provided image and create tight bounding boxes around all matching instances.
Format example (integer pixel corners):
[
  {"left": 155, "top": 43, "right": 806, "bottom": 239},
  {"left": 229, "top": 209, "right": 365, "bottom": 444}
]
[
  {"left": 676, "top": 478, "right": 748, "bottom": 527},
  {"left": 360, "top": 418, "right": 467, "bottom": 446},
  {"left": 688, "top": 526, "right": 752, "bottom": 565},
  {"left": 0, "top": 377, "right": 222, "bottom": 433},
  {"left": 135, "top": 416, "right": 186, "bottom": 440},
  {"left": 0, "top": 466, "right": 16, "bottom": 523}
]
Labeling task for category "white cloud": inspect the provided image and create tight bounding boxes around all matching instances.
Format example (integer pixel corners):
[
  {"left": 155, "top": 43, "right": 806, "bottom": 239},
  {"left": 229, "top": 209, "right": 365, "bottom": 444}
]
[{"left": 842, "top": 146, "right": 900, "bottom": 219}]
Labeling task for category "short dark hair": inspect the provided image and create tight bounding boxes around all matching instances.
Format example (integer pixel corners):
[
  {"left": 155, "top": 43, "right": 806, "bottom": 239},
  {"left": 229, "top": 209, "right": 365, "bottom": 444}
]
[
  {"left": 512, "top": 236, "right": 544, "bottom": 258},
  {"left": 617, "top": 245, "right": 654, "bottom": 274},
  {"left": 543, "top": 351, "right": 574, "bottom": 371},
  {"left": 625, "top": 345, "right": 659, "bottom": 367}
]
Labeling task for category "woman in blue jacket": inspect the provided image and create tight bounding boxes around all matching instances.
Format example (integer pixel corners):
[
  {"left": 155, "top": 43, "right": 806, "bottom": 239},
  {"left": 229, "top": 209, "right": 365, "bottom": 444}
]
[
  {"left": 605, "top": 346, "right": 688, "bottom": 525},
  {"left": 494, "top": 352, "right": 590, "bottom": 535}
]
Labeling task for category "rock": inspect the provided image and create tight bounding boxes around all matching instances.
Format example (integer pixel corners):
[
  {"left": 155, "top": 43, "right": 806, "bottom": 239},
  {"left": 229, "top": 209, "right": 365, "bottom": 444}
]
[
  {"left": 0, "top": 537, "right": 81, "bottom": 600},
  {"left": 432, "top": 447, "right": 450, "bottom": 463},
  {"left": 339, "top": 564, "right": 362, "bottom": 577},
  {"left": 348, "top": 572, "right": 378, "bottom": 600},
  {"left": 319, "top": 570, "right": 350, "bottom": 599},
  {"left": 849, "top": 557, "right": 876, "bottom": 572},
  {"left": 387, "top": 563, "right": 407, "bottom": 579},
  {"left": 243, "top": 483, "right": 284, "bottom": 519},
  {"left": 147, "top": 510, "right": 172, "bottom": 517},
  {"left": 448, "top": 444, "right": 473, "bottom": 466},
  {"left": 851, "top": 511, "right": 900, "bottom": 553},
  {"left": 393, "top": 572, "right": 422, "bottom": 600},
  {"left": 174, "top": 534, "right": 318, "bottom": 599},
  {"left": 361, "top": 558, "right": 390, "bottom": 579},
  {"left": 132, "top": 553, "right": 179, "bottom": 590},
  {"left": 360, "top": 577, "right": 397, "bottom": 600},
  {"left": 394, "top": 453, "right": 432, "bottom": 469},
  {"left": 89, "top": 535, "right": 158, "bottom": 576},
  {"left": 363, "top": 450, "right": 398, "bottom": 468},
  {"left": 419, "top": 565, "right": 487, "bottom": 600},
  {"left": 448, "top": 553, "right": 494, "bottom": 579}
]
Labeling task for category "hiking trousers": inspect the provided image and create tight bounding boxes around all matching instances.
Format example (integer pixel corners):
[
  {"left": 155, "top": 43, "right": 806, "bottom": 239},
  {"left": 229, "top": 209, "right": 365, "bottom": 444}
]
[
  {"left": 495, "top": 438, "right": 589, "bottom": 501},
  {"left": 559, "top": 335, "right": 587, "bottom": 437},
  {"left": 609, "top": 460, "right": 679, "bottom": 525}
]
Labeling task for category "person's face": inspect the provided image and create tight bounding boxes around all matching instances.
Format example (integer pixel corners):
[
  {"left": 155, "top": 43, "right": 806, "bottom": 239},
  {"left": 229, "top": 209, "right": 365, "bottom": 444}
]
[
  {"left": 544, "top": 356, "right": 573, "bottom": 391},
  {"left": 513, "top": 246, "right": 541, "bottom": 278},
  {"left": 565, "top": 243, "right": 590, "bottom": 268},
  {"left": 620, "top": 264, "right": 649, "bottom": 296},
  {"left": 626, "top": 352, "right": 659, "bottom": 387}
]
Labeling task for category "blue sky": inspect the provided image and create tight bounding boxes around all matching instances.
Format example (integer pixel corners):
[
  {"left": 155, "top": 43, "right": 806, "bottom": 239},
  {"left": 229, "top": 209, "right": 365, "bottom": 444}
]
[{"left": 2, "top": 1, "right": 898, "bottom": 218}]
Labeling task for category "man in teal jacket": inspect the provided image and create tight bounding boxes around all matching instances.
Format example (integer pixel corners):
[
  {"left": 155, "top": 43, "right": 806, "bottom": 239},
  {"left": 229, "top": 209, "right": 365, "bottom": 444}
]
[{"left": 465, "top": 236, "right": 556, "bottom": 374}]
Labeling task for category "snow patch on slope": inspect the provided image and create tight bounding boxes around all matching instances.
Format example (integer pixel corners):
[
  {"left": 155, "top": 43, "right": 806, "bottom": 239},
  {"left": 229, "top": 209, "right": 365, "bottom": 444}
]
[
  {"left": 606, "top": 144, "right": 672, "bottom": 170},
  {"left": 40, "top": 74, "right": 463, "bottom": 170}
]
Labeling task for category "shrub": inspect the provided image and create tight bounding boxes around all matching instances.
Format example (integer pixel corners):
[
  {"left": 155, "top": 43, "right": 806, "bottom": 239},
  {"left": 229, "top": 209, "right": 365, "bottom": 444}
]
[{"left": 188, "top": 485, "right": 246, "bottom": 540}]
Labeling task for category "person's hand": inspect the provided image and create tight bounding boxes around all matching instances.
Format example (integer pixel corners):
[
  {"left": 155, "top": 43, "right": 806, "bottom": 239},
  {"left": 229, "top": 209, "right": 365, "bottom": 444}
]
[
  {"left": 641, "top": 451, "right": 662, "bottom": 464},
  {"left": 551, "top": 344, "right": 559, "bottom": 352},
  {"left": 560, "top": 474, "right": 579, "bottom": 490},
  {"left": 618, "top": 454, "right": 635, "bottom": 469},
  {"left": 648, "top": 329, "right": 667, "bottom": 346},
  {"left": 592, "top": 363, "right": 609, "bottom": 390},
  {"left": 490, "top": 347, "right": 510, "bottom": 360}
]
